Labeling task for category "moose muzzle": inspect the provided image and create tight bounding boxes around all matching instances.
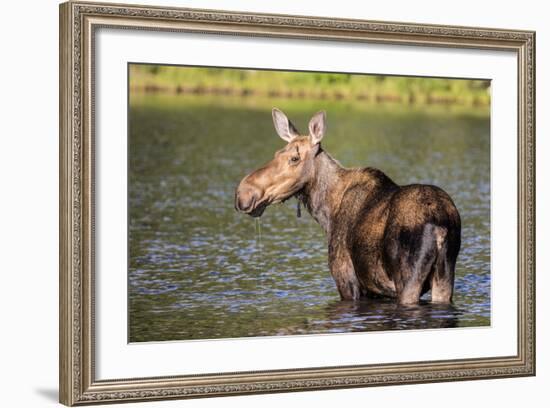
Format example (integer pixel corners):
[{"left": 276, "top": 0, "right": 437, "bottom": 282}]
[{"left": 234, "top": 178, "right": 266, "bottom": 216}]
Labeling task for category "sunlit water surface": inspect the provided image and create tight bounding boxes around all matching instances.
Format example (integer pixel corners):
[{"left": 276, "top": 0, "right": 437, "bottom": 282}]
[{"left": 128, "top": 95, "right": 490, "bottom": 342}]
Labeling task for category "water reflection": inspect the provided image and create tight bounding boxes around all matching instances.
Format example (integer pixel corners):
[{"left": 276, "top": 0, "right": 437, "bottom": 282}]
[
  {"left": 128, "top": 94, "right": 490, "bottom": 342},
  {"left": 324, "top": 300, "right": 460, "bottom": 331}
]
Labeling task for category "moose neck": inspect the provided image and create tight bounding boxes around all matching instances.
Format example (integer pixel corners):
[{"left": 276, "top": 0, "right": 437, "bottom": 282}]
[{"left": 297, "top": 149, "right": 345, "bottom": 235}]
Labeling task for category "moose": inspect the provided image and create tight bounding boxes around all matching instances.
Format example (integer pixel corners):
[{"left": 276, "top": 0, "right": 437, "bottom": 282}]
[{"left": 235, "top": 109, "right": 461, "bottom": 305}]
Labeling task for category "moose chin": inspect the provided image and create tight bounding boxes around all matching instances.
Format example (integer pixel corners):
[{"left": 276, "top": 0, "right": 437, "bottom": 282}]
[{"left": 235, "top": 108, "right": 461, "bottom": 305}]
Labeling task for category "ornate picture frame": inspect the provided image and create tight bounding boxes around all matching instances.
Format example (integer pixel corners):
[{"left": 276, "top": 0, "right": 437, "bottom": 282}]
[{"left": 59, "top": 1, "right": 535, "bottom": 405}]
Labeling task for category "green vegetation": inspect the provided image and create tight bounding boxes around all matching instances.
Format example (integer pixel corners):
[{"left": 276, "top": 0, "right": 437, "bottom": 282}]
[{"left": 130, "top": 64, "right": 490, "bottom": 107}]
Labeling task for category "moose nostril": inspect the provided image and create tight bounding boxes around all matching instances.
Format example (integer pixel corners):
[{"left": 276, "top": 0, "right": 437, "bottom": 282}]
[
  {"left": 239, "top": 195, "right": 255, "bottom": 211},
  {"left": 235, "top": 188, "right": 258, "bottom": 212}
]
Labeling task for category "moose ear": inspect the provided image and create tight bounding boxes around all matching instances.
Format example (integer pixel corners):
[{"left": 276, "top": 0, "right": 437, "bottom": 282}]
[
  {"left": 308, "top": 110, "right": 326, "bottom": 145},
  {"left": 272, "top": 108, "right": 300, "bottom": 143}
]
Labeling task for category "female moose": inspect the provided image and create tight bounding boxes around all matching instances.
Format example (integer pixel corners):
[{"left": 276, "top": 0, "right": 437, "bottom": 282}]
[{"left": 235, "top": 109, "right": 461, "bottom": 305}]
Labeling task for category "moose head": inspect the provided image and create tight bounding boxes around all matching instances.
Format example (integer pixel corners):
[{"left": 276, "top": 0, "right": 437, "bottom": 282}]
[{"left": 235, "top": 108, "right": 327, "bottom": 217}]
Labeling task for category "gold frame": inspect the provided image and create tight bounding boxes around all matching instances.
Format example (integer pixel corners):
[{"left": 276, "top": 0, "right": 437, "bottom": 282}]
[{"left": 59, "top": 1, "right": 536, "bottom": 405}]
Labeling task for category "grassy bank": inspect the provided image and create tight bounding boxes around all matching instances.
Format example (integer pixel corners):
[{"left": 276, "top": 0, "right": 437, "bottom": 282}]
[{"left": 129, "top": 64, "right": 491, "bottom": 106}]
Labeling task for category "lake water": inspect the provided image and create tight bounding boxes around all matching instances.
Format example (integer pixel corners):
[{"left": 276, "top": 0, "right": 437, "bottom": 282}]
[{"left": 128, "top": 94, "right": 490, "bottom": 342}]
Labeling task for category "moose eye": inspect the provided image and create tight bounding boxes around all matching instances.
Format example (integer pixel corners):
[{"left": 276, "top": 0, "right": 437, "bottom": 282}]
[{"left": 289, "top": 156, "right": 300, "bottom": 164}]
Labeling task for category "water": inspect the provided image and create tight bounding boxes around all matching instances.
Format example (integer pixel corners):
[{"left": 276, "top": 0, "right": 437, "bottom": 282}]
[{"left": 128, "top": 94, "right": 490, "bottom": 342}]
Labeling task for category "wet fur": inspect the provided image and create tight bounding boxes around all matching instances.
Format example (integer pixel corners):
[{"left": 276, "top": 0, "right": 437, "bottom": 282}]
[{"left": 297, "top": 148, "right": 461, "bottom": 304}]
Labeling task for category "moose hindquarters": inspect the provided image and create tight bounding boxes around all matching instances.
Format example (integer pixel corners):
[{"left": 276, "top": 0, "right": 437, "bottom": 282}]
[{"left": 385, "top": 223, "right": 457, "bottom": 305}]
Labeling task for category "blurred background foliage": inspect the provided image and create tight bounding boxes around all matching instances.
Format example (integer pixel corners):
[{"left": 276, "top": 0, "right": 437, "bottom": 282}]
[{"left": 129, "top": 64, "right": 490, "bottom": 107}]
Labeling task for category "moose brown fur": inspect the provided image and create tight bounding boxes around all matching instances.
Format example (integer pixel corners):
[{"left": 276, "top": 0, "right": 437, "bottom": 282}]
[{"left": 235, "top": 108, "right": 461, "bottom": 304}]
